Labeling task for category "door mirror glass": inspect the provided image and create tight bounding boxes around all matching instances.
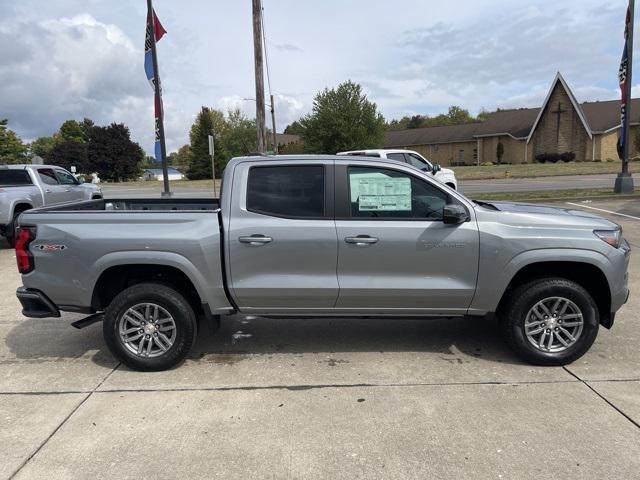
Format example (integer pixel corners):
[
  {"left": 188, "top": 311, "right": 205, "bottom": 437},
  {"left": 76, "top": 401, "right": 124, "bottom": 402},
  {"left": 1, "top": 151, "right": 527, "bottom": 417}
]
[{"left": 443, "top": 204, "right": 469, "bottom": 225}]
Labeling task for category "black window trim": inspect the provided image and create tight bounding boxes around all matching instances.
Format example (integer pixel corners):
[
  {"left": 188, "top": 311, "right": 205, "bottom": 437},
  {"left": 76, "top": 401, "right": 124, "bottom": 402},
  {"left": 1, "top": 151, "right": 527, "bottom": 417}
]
[
  {"left": 245, "top": 163, "right": 334, "bottom": 220},
  {"left": 334, "top": 164, "right": 461, "bottom": 222}
]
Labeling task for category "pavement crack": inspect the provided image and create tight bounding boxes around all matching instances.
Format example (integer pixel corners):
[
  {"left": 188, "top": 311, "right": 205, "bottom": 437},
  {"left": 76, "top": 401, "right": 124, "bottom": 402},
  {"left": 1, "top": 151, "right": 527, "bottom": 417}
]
[
  {"left": 7, "top": 362, "right": 121, "bottom": 479},
  {"left": 562, "top": 366, "right": 640, "bottom": 430}
]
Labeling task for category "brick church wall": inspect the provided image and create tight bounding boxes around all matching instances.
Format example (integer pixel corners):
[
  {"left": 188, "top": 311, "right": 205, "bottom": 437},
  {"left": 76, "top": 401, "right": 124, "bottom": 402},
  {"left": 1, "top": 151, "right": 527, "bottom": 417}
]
[{"left": 531, "top": 83, "right": 588, "bottom": 161}]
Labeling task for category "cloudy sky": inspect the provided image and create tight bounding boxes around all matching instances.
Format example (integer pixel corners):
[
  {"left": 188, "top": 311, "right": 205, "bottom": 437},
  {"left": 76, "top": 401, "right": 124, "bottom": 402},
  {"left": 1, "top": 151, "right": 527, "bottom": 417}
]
[{"left": 0, "top": 0, "right": 637, "bottom": 155}]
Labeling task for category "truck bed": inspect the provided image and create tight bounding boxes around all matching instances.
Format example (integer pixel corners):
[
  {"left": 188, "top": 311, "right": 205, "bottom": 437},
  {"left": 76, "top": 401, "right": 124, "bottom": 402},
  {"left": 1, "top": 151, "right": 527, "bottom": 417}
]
[{"left": 30, "top": 197, "right": 220, "bottom": 213}]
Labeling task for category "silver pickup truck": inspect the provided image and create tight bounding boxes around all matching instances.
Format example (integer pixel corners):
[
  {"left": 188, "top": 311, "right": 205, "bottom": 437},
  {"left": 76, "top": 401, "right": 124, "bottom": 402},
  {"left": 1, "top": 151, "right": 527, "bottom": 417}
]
[
  {"left": 14, "top": 155, "right": 630, "bottom": 371},
  {"left": 1, "top": 164, "right": 102, "bottom": 246}
]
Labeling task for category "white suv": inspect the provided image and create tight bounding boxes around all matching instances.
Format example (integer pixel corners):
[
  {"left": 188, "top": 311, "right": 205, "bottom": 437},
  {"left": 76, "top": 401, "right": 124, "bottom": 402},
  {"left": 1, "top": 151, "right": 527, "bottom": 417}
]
[{"left": 336, "top": 149, "right": 458, "bottom": 190}]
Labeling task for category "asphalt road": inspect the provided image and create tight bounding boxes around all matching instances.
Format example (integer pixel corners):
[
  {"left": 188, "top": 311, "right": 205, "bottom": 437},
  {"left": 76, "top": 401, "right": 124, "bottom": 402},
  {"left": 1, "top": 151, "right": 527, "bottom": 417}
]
[
  {"left": 1, "top": 198, "right": 639, "bottom": 479},
  {"left": 100, "top": 173, "right": 621, "bottom": 199}
]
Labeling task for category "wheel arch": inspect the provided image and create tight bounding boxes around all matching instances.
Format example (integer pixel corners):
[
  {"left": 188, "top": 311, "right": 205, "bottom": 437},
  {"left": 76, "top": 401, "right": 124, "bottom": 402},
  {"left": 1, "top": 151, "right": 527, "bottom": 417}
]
[{"left": 496, "top": 261, "right": 611, "bottom": 328}]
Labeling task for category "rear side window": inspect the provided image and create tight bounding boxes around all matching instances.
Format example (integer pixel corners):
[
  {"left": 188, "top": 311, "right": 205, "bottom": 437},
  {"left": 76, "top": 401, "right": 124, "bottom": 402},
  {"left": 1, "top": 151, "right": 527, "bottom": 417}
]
[
  {"left": 37, "top": 168, "right": 59, "bottom": 185},
  {"left": 0, "top": 170, "right": 32, "bottom": 186},
  {"left": 247, "top": 165, "right": 324, "bottom": 218},
  {"left": 386, "top": 153, "right": 407, "bottom": 162}
]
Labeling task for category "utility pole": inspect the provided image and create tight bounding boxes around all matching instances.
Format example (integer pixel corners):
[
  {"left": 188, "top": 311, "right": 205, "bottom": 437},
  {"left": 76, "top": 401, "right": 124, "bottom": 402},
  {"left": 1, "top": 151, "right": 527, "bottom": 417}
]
[
  {"left": 270, "top": 94, "right": 277, "bottom": 154},
  {"left": 252, "top": 0, "right": 267, "bottom": 153},
  {"left": 146, "top": 0, "right": 170, "bottom": 197},
  {"left": 615, "top": 0, "right": 635, "bottom": 193}
]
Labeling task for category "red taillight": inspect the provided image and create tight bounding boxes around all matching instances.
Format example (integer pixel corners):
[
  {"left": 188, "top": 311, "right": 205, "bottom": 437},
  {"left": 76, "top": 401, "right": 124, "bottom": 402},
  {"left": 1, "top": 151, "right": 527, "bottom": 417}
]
[{"left": 15, "top": 227, "right": 35, "bottom": 274}]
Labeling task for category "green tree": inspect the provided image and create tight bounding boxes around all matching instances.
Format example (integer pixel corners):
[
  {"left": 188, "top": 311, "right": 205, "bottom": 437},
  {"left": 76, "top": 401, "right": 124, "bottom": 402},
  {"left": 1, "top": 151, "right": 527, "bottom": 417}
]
[
  {"left": 29, "top": 136, "right": 57, "bottom": 158},
  {"left": 0, "top": 119, "right": 28, "bottom": 164},
  {"left": 283, "top": 120, "right": 304, "bottom": 136},
  {"left": 44, "top": 140, "right": 88, "bottom": 172},
  {"left": 187, "top": 107, "right": 227, "bottom": 180},
  {"left": 300, "top": 80, "right": 385, "bottom": 153},
  {"left": 172, "top": 144, "right": 191, "bottom": 170},
  {"left": 87, "top": 123, "right": 144, "bottom": 181},
  {"left": 224, "top": 108, "right": 257, "bottom": 161}
]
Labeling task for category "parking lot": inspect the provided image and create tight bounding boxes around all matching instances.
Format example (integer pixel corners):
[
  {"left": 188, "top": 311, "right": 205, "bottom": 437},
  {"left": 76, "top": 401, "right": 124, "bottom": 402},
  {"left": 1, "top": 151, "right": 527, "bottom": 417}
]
[{"left": 1, "top": 198, "right": 639, "bottom": 480}]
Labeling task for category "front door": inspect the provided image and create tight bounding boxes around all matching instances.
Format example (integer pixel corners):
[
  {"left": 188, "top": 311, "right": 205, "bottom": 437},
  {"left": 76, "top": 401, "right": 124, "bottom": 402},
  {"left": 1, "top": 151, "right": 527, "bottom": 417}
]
[
  {"left": 36, "top": 168, "right": 69, "bottom": 204},
  {"left": 334, "top": 164, "right": 479, "bottom": 315},
  {"left": 227, "top": 162, "right": 339, "bottom": 312},
  {"left": 53, "top": 168, "right": 85, "bottom": 202}
]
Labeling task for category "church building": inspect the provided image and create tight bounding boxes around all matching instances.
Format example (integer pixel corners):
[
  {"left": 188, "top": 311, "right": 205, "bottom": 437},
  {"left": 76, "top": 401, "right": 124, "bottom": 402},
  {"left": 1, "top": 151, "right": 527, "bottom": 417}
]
[{"left": 384, "top": 73, "right": 640, "bottom": 166}]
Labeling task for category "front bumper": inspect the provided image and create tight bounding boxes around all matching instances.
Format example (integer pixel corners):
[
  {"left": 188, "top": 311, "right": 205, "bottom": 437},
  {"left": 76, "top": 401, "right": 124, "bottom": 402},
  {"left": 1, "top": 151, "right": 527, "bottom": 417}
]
[{"left": 16, "top": 287, "right": 60, "bottom": 318}]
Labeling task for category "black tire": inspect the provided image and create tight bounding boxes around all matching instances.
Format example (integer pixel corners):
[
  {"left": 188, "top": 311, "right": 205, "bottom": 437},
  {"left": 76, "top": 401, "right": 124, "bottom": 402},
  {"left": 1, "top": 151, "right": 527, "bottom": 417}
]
[
  {"left": 500, "top": 278, "right": 599, "bottom": 366},
  {"left": 103, "top": 283, "right": 197, "bottom": 371}
]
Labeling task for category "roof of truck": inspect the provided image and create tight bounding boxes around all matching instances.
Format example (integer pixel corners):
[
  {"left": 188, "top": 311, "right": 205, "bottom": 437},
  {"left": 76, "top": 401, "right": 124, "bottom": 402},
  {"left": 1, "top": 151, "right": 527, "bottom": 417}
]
[{"left": 0, "top": 164, "right": 57, "bottom": 169}]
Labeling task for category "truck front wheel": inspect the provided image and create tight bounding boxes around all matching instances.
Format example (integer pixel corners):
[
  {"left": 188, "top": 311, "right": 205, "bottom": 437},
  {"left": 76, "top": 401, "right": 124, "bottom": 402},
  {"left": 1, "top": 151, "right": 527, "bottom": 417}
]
[
  {"left": 501, "top": 278, "right": 599, "bottom": 365},
  {"left": 103, "top": 283, "right": 197, "bottom": 371}
]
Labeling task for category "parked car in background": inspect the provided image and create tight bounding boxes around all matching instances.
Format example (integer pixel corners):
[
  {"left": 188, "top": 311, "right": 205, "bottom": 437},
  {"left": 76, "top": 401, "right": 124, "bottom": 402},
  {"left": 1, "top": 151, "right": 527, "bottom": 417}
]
[
  {"left": 0, "top": 164, "right": 102, "bottom": 246},
  {"left": 337, "top": 149, "right": 458, "bottom": 190},
  {"left": 15, "top": 155, "right": 629, "bottom": 371}
]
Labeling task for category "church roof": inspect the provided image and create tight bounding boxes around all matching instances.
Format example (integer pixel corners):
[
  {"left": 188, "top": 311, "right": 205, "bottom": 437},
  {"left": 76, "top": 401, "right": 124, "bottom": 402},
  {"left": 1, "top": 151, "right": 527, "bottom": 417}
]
[{"left": 384, "top": 73, "right": 640, "bottom": 148}]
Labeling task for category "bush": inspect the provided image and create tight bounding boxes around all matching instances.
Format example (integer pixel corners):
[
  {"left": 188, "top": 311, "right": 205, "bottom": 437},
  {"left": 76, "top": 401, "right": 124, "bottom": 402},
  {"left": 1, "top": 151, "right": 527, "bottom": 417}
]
[
  {"left": 480, "top": 161, "right": 494, "bottom": 166},
  {"left": 535, "top": 153, "right": 547, "bottom": 163},
  {"left": 560, "top": 152, "right": 576, "bottom": 163}
]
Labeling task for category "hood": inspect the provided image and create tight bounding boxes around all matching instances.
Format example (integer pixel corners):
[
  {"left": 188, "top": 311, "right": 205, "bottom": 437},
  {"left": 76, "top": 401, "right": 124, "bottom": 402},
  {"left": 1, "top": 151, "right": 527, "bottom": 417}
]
[
  {"left": 437, "top": 167, "right": 455, "bottom": 176},
  {"left": 477, "top": 201, "right": 619, "bottom": 229}
]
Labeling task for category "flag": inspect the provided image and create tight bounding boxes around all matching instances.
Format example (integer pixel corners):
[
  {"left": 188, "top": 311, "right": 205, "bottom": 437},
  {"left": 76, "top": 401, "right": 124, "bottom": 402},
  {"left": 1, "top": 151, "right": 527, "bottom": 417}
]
[
  {"left": 618, "top": 6, "right": 631, "bottom": 159},
  {"left": 144, "top": 8, "right": 167, "bottom": 161}
]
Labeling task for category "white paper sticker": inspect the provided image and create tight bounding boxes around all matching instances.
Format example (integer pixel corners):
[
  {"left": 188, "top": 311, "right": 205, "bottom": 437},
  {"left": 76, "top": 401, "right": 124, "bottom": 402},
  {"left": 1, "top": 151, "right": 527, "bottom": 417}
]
[{"left": 351, "top": 176, "right": 412, "bottom": 211}]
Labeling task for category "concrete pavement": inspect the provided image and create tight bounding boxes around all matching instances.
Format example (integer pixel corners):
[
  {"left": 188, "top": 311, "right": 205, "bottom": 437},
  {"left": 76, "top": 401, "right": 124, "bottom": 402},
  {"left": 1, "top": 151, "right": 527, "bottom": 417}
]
[{"left": 1, "top": 198, "right": 639, "bottom": 479}]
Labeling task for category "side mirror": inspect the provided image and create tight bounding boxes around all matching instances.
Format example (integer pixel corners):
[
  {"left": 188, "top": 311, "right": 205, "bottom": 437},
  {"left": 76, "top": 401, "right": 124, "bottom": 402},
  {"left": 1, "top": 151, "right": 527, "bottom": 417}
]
[
  {"left": 432, "top": 164, "right": 442, "bottom": 174},
  {"left": 77, "top": 177, "right": 84, "bottom": 184},
  {"left": 443, "top": 204, "right": 469, "bottom": 225}
]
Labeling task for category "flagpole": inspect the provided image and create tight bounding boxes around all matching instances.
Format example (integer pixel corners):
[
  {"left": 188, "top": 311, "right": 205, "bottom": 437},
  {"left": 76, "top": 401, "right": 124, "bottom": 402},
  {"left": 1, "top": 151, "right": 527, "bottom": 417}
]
[
  {"left": 147, "top": 0, "right": 171, "bottom": 197},
  {"left": 616, "top": 0, "right": 635, "bottom": 193}
]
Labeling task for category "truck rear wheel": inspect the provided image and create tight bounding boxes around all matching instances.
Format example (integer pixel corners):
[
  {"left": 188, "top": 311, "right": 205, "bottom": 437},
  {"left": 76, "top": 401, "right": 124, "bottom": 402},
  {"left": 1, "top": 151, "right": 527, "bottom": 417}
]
[
  {"left": 500, "top": 278, "right": 599, "bottom": 366},
  {"left": 103, "top": 283, "right": 197, "bottom": 371}
]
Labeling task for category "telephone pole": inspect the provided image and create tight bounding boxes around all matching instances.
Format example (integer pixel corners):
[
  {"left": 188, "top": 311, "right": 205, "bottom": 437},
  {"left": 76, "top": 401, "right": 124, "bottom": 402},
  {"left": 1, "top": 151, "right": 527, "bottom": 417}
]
[{"left": 252, "top": 0, "right": 267, "bottom": 153}]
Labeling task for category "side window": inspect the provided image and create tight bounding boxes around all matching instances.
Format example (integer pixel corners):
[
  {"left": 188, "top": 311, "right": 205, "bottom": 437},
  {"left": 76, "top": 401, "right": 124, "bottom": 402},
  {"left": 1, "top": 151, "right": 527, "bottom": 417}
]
[
  {"left": 37, "top": 168, "right": 59, "bottom": 186},
  {"left": 386, "top": 152, "right": 407, "bottom": 163},
  {"left": 247, "top": 165, "right": 324, "bottom": 218},
  {"left": 348, "top": 166, "right": 448, "bottom": 220},
  {"left": 407, "top": 153, "right": 430, "bottom": 171},
  {"left": 54, "top": 169, "right": 78, "bottom": 185}
]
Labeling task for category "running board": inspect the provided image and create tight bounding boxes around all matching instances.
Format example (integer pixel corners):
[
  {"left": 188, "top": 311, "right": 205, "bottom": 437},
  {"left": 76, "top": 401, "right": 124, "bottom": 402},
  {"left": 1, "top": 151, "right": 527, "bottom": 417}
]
[{"left": 71, "top": 313, "right": 104, "bottom": 329}]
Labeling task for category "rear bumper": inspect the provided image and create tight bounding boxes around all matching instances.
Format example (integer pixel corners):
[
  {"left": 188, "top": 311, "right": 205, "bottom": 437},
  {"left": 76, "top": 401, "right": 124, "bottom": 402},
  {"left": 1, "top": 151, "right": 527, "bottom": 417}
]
[{"left": 16, "top": 287, "right": 60, "bottom": 318}]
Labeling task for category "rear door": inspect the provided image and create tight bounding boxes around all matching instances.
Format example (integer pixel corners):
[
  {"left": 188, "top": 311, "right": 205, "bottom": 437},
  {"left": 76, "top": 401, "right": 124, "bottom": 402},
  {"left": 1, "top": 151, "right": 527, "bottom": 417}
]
[
  {"left": 36, "top": 168, "right": 69, "bottom": 204},
  {"left": 53, "top": 168, "right": 85, "bottom": 202},
  {"left": 227, "top": 160, "right": 339, "bottom": 312},
  {"left": 334, "top": 161, "right": 479, "bottom": 315}
]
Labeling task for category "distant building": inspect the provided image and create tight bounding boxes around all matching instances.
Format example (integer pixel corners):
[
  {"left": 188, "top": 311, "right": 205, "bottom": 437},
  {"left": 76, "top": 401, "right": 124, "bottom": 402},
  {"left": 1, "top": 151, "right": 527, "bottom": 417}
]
[
  {"left": 142, "top": 167, "right": 184, "bottom": 181},
  {"left": 384, "top": 72, "right": 640, "bottom": 166}
]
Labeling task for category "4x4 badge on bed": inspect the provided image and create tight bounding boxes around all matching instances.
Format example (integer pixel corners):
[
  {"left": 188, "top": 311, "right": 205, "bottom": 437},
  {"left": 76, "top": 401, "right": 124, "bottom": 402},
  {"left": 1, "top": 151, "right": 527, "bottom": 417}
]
[{"left": 34, "top": 244, "right": 67, "bottom": 252}]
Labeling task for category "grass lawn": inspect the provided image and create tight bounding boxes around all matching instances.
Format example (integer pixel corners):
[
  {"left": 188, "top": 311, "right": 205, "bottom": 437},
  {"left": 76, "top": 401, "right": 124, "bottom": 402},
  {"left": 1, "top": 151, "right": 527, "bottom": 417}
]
[
  {"left": 452, "top": 161, "right": 640, "bottom": 180},
  {"left": 469, "top": 188, "right": 640, "bottom": 202}
]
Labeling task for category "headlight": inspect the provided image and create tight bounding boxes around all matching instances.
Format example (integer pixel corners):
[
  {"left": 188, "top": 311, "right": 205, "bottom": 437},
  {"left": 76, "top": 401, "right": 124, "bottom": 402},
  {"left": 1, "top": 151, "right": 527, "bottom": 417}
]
[{"left": 594, "top": 228, "right": 622, "bottom": 248}]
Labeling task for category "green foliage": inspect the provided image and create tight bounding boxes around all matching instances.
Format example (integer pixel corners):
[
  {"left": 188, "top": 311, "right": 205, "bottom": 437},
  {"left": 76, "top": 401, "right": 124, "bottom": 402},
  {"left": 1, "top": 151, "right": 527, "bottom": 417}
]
[
  {"left": 299, "top": 80, "right": 386, "bottom": 154},
  {"left": 44, "top": 140, "right": 88, "bottom": 172},
  {"left": 0, "top": 119, "right": 28, "bottom": 164},
  {"left": 29, "top": 136, "right": 57, "bottom": 158},
  {"left": 187, "top": 107, "right": 258, "bottom": 180},
  {"left": 86, "top": 123, "right": 144, "bottom": 182},
  {"left": 187, "top": 107, "right": 224, "bottom": 180},
  {"left": 388, "top": 106, "right": 482, "bottom": 131},
  {"left": 172, "top": 144, "right": 191, "bottom": 170},
  {"left": 283, "top": 120, "right": 304, "bottom": 136}
]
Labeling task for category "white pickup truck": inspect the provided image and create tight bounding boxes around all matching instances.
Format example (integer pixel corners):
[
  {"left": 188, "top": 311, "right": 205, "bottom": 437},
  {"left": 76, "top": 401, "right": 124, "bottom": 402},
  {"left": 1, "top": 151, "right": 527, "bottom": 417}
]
[
  {"left": 337, "top": 149, "right": 458, "bottom": 190},
  {"left": 0, "top": 164, "right": 102, "bottom": 246}
]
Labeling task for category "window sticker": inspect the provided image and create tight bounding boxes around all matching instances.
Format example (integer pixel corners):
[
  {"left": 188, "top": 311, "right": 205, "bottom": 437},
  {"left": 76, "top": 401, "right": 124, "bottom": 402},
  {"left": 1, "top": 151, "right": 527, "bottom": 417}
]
[{"left": 351, "top": 175, "right": 412, "bottom": 211}]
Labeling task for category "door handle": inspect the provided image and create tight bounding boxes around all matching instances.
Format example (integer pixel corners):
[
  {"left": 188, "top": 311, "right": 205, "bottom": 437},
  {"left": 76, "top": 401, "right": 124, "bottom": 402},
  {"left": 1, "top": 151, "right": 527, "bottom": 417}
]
[
  {"left": 45, "top": 189, "right": 52, "bottom": 194},
  {"left": 64, "top": 189, "right": 71, "bottom": 192},
  {"left": 345, "top": 236, "right": 379, "bottom": 245},
  {"left": 239, "top": 235, "right": 273, "bottom": 245}
]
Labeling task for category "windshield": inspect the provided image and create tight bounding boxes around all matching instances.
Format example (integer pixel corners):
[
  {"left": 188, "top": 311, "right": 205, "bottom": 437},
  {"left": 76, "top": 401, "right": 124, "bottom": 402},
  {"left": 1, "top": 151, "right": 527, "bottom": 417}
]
[{"left": 0, "top": 169, "right": 32, "bottom": 187}]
